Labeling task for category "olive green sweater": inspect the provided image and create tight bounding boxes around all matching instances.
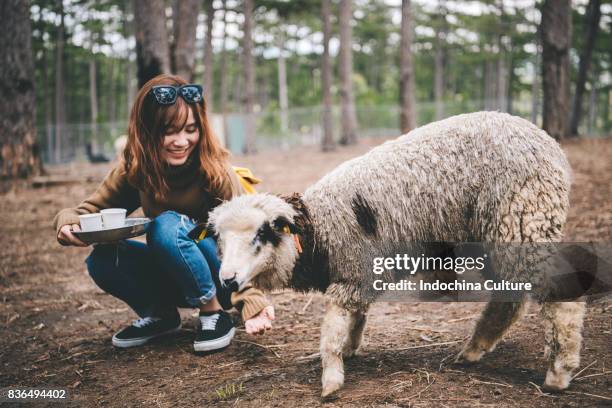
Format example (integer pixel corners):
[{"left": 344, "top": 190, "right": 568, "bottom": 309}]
[{"left": 53, "top": 157, "right": 269, "bottom": 321}]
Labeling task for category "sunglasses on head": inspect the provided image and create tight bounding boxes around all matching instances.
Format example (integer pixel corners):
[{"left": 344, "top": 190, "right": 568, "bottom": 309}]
[{"left": 149, "top": 84, "right": 204, "bottom": 105}]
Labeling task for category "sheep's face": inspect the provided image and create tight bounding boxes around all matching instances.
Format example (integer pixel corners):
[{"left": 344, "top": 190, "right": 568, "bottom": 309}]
[{"left": 208, "top": 194, "right": 300, "bottom": 291}]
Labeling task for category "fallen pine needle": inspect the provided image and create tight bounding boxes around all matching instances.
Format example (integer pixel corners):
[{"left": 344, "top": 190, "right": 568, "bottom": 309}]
[
  {"left": 388, "top": 371, "right": 411, "bottom": 376},
  {"left": 392, "top": 340, "right": 462, "bottom": 351},
  {"left": 447, "top": 315, "right": 478, "bottom": 323},
  {"left": 471, "top": 379, "right": 512, "bottom": 388},
  {"left": 391, "top": 380, "right": 413, "bottom": 390},
  {"left": 301, "top": 294, "right": 314, "bottom": 313},
  {"left": 233, "top": 340, "right": 281, "bottom": 358},
  {"left": 575, "top": 370, "right": 612, "bottom": 381},
  {"left": 443, "top": 369, "right": 465, "bottom": 374},
  {"left": 527, "top": 381, "right": 556, "bottom": 398},
  {"left": 438, "top": 351, "right": 459, "bottom": 370},
  {"left": 407, "top": 326, "right": 450, "bottom": 333},
  {"left": 217, "top": 360, "right": 246, "bottom": 369},
  {"left": 295, "top": 352, "right": 319, "bottom": 361},
  {"left": 565, "top": 391, "right": 612, "bottom": 401},
  {"left": 399, "top": 379, "right": 436, "bottom": 401},
  {"left": 571, "top": 360, "right": 597, "bottom": 380},
  {"left": 59, "top": 351, "right": 88, "bottom": 361}
]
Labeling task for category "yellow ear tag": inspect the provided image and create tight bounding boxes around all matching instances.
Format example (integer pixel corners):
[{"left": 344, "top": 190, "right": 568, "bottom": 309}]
[
  {"left": 282, "top": 226, "right": 291, "bottom": 234},
  {"left": 197, "top": 229, "right": 207, "bottom": 241}
]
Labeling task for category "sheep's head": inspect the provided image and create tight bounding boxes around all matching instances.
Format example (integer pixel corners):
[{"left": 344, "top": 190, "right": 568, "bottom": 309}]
[{"left": 208, "top": 193, "right": 300, "bottom": 292}]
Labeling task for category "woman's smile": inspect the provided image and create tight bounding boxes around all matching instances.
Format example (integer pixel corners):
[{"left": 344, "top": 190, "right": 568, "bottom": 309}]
[
  {"left": 162, "top": 108, "right": 200, "bottom": 166},
  {"left": 167, "top": 148, "right": 189, "bottom": 157}
]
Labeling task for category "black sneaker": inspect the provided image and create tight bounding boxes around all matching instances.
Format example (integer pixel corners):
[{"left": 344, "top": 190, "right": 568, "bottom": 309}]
[
  {"left": 193, "top": 310, "right": 235, "bottom": 352},
  {"left": 112, "top": 314, "right": 181, "bottom": 348}
]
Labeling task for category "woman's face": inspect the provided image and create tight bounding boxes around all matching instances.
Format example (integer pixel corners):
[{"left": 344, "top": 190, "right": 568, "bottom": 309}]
[{"left": 162, "top": 108, "right": 199, "bottom": 166}]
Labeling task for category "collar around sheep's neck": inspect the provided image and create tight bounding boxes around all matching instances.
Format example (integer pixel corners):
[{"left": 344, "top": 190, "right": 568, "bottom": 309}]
[{"left": 280, "top": 193, "right": 330, "bottom": 292}]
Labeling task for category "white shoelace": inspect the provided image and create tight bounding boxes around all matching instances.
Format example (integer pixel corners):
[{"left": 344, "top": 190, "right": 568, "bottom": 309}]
[
  {"left": 199, "top": 313, "right": 220, "bottom": 331},
  {"left": 132, "top": 317, "right": 161, "bottom": 328}
]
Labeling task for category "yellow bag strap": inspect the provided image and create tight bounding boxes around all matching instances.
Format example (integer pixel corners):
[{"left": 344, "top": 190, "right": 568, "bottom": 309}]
[{"left": 233, "top": 166, "right": 261, "bottom": 195}]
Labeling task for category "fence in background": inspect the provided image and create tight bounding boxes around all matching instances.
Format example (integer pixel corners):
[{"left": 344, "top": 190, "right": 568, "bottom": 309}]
[{"left": 38, "top": 98, "right": 608, "bottom": 164}]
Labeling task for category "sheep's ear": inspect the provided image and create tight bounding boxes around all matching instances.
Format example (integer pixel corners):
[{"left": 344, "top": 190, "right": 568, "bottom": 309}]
[
  {"left": 273, "top": 216, "right": 299, "bottom": 234},
  {"left": 206, "top": 222, "right": 217, "bottom": 238}
]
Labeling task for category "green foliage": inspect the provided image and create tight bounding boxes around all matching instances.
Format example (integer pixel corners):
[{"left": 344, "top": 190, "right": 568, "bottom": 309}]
[{"left": 29, "top": 0, "right": 612, "bottom": 141}]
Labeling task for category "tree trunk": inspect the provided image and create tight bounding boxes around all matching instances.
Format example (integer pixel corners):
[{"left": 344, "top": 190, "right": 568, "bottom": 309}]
[
  {"left": 122, "top": 1, "right": 135, "bottom": 115},
  {"left": 0, "top": 0, "right": 44, "bottom": 178},
  {"left": 242, "top": 0, "right": 257, "bottom": 154},
  {"left": 496, "top": 38, "right": 507, "bottom": 112},
  {"left": 133, "top": 0, "right": 170, "bottom": 88},
  {"left": 484, "top": 59, "right": 496, "bottom": 110},
  {"left": 321, "top": 0, "right": 335, "bottom": 151},
  {"left": 219, "top": 0, "right": 228, "bottom": 146},
  {"left": 570, "top": 0, "right": 601, "bottom": 136},
  {"left": 506, "top": 48, "right": 514, "bottom": 115},
  {"left": 171, "top": 0, "right": 199, "bottom": 81},
  {"left": 433, "top": 5, "right": 445, "bottom": 121},
  {"left": 107, "top": 57, "right": 117, "bottom": 126},
  {"left": 541, "top": 0, "right": 572, "bottom": 141},
  {"left": 89, "top": 57, "right": 98, "bottom": 148},
  {"left": 496, "top": 1, "right": 507, "bottom": 112},
  {"left": 232, "top": 53, "right": 243, "bottom": 113},
  {"left": 277, "top": 28, "right": 289, "bottom": 133},
  {"left": 203, "top": 0, "right": 214, "bottom": 111},
  {"left": 126, "top": 56, "right": 135, "bottom": 116},
  {"left": 54, "top": 0, "right": 65, "bottom": 163},
  {"left": 530, "top": 39, "right": 539, "bottom": 124},
  {"left": 399, "top": 0, "right": 417, "bottom": 131},
  {"left": 42, "top": 46, "right": 53, "bottom": 163},
  {"left": 587, "top": 69, "right": 598, "bottom": 135},
  {"left": 603, "top": 84, "right": 609, "bottom": 126},
  {"left": 338, "top": 0, "right": 357, "bottom": 145}
]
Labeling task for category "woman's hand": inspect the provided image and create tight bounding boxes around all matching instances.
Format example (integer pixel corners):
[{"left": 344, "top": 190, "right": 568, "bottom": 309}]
[
  {"left": 57, "top": 224, "right": 88, "bottom": 247},
  {"left": 244, "top": 305, "right": 275, "bottom": 335}
]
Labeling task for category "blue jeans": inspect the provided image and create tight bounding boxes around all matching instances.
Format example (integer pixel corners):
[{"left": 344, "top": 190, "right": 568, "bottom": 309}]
[{"left": 86, "top": 211, "right": 232, "bottom": 318}]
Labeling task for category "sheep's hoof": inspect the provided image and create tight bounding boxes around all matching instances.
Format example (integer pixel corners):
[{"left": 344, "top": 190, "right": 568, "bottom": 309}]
[
  {"left": 321, "top": 368, "right": 344, "bottom": 398},
  {"left": 342, "top": 348, "right": 361, "bottom": 359},
  {"left": 543, "top": 370, "right": 571, "bottom": 392},
  {"left": 321, "top": 381, "right": 342, "bottom": 399},
  {"left": 455, "top": 347, "right": 484, "bottom": 364}
]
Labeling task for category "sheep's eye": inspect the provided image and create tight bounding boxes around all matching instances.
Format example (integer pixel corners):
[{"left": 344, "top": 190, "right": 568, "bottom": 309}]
[{"left": 253, "top": 223, "right": 282, "bottom": 247}]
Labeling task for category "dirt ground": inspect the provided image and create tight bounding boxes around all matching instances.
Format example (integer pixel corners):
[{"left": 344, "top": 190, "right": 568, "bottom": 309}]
[{"left": 1, "top": 137, "right": 611, "bottom": 407}]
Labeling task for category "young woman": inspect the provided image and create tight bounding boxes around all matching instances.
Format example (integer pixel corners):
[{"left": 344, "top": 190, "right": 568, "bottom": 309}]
[{"left": 53, "top": 74, "right": 274, "bottom": 352}]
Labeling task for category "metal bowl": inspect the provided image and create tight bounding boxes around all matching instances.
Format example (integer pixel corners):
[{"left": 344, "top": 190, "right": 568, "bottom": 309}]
[{"left": 73, "top": 217, "right": 151, "bottom": 245}]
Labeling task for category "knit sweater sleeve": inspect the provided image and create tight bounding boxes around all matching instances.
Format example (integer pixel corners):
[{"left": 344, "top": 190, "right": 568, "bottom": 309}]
[
  {"left": 230, "top": 286, "right": 271, "bottom": 321},
  {"left": 53, "top": 162, "right": 141, "bottom": 237}
]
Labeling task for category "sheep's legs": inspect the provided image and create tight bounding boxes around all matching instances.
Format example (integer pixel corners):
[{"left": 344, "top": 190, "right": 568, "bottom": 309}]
[
  {"left": 456, "top": 298, "right": 526, "bottom": 363},
  {"left": 541, "top": 301, "right": 585, "bottom": 391},
  {"left": 320, "top": 302, "right": 364, "bottom": 398},
  {"left": 342, "top": 309, "right": 367, "bottom": 358}
]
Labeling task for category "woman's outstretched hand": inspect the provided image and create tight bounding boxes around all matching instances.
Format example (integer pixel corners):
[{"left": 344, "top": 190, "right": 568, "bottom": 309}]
[
  {"left": 57, "top": 224, "right": 88, "bottom": 247},
  {"left": 245, "top": 305, "right": 275, "bottom": 335}
]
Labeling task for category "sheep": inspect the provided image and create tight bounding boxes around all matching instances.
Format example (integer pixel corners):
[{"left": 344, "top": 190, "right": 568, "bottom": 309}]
[
  {"left": 85, "top": 142, "right": 110, "bottom": 163},
  {"left": 207, "top": 111, "right": 584, "bottom": 398},
  {"left": 114, "top": 134, "right": 128, "bottom": 160}
]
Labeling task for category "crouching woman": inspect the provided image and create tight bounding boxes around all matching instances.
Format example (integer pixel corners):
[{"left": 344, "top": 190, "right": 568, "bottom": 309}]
[{"left": 53, "top": 74, "right": 274, "bottom": 352}]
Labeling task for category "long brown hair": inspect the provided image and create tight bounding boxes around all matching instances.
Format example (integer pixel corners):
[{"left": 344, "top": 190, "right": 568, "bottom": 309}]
[{"left": 123, "top": 74, "right": 230, "bottom": 200}]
